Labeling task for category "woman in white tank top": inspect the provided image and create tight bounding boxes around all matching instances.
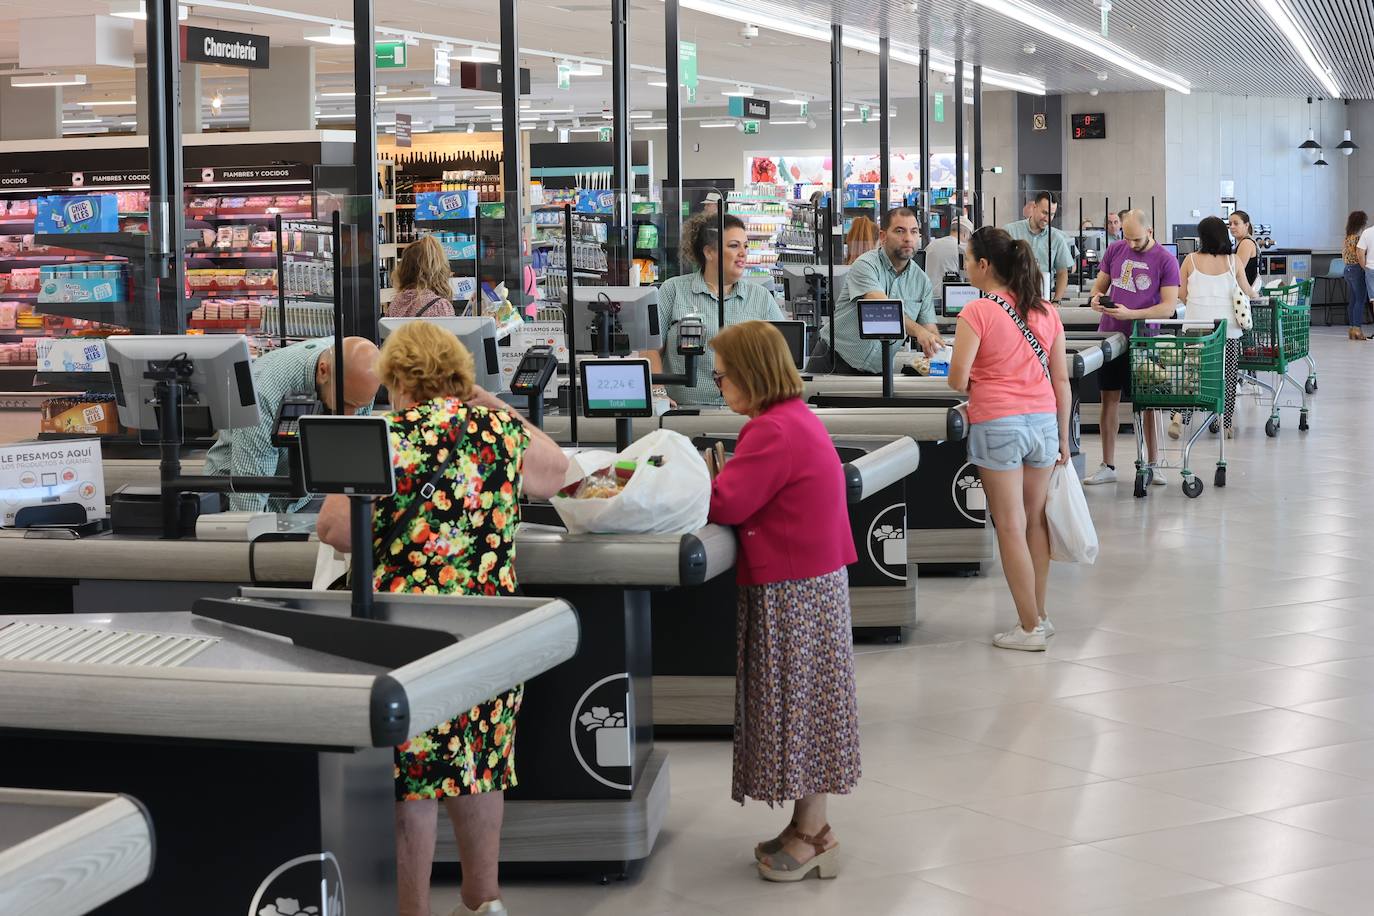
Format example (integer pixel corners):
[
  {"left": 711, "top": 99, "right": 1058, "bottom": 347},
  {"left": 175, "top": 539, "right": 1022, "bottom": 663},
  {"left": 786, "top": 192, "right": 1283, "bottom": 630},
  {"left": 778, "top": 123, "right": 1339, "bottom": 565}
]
[{"left": 1170, "top": 216, "right": 1257, "bottom": 438}]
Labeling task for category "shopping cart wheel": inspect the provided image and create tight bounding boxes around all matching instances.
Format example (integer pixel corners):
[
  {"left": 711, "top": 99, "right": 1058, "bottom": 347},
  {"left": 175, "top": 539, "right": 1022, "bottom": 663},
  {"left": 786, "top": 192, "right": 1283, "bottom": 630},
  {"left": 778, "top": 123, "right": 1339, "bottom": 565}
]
[
  {"left": 1214, "top": 466, "right": 1227, "bottom": 488},
  {"left": 1265, "top": 417, "right": 1280, "bottom": 437},
  {"left": 1299, "top": 411, "right": 1309, "bottom": 432},
  {"left": 1305, "top": 378, "right": 1317, "bottom": 394},
  {"left": 1209, "top": 417, "right": 1221, "bottom": 434},
  {"left": 1183, "top": 477, "right": 1204, "bottom": 499},
  {"left": 1133, "top": 471, "right": 1149, "bottom": 498}
]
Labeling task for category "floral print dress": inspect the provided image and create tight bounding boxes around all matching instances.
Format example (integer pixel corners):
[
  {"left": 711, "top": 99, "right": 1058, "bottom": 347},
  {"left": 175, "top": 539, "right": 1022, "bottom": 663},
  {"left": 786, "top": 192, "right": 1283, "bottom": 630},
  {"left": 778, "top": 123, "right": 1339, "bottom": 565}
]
[{"left": 375, "top": 397, "right": 529, "bottom": 801}]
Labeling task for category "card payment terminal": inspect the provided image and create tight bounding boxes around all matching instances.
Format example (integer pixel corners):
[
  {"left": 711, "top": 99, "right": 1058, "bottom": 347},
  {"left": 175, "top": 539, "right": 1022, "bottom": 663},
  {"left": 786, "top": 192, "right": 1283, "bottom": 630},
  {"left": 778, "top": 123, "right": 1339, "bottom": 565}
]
[{"left": 509, "top": 345, "right": 559, "bottom": 428}]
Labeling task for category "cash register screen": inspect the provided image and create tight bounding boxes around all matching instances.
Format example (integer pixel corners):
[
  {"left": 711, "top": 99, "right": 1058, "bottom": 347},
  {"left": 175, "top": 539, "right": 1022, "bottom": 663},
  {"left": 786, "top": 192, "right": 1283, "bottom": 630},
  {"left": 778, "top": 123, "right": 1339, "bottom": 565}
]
[
  {"left": 298, "top": 416, "right": 396, "bottom": 496},
  {"left": 768, "top": 320, "right": 807, "bottom": 370},
  {"left": 580, "top": 359, "right": 653, "bottom": 418},
  {"left": 942, "top": 283, "right": 980, "bottom": 317},
  {"left": 857, "top": 299, "right": 906, "bottom": 340}
]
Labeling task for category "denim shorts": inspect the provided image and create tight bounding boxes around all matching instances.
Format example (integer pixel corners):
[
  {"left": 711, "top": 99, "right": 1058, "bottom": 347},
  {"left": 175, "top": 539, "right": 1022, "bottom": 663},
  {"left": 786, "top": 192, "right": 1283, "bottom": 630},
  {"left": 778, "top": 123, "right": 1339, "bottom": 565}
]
[{"left": 967, "top": 413, "right": 1060, "bottom": 471}]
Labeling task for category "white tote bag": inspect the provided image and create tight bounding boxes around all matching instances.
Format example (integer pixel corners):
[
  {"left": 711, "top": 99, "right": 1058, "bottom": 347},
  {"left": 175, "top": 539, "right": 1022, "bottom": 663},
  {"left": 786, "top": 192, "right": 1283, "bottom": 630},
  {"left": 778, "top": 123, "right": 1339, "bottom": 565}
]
[
  {"left": 1046, "top": 461, "right": 1099, "bottom": 564},
  {"left": 552, "top": 428, "right": 711, "bottom": 535}
]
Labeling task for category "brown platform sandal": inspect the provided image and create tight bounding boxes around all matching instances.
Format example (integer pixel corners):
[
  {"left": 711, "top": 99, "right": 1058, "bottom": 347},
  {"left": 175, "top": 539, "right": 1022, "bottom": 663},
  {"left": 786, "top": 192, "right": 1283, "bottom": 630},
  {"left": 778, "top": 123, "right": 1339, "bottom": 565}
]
[
  {"left": 757, "top": 824, "right": 840, "bottom": 882},
  {"left": 754, "top": 821, "right": 797, "bottom": 862}
]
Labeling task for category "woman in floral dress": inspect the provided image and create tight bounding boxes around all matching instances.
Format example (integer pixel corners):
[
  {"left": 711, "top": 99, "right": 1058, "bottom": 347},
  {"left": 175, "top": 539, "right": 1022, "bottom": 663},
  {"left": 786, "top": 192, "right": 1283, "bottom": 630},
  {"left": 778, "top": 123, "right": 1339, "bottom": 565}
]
[{"left": 317, "top": 320, "right": 568, "bottom": 916}]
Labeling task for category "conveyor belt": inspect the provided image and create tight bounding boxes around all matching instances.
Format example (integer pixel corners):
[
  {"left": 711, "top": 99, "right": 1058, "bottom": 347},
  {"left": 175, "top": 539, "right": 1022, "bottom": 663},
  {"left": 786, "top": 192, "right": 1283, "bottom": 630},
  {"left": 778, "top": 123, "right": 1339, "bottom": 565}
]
[{"left": 0, "top": 598, "right": 578, "bottom": 749}]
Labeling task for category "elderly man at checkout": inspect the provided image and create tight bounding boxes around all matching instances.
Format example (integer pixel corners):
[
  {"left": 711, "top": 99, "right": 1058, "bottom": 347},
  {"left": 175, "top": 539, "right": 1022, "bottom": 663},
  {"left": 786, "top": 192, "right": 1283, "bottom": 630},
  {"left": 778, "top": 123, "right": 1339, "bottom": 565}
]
[
  {"left": 821, "top": 206, "right": 941, "bottom": 374},
  {"left": 203, "top": 336, "right": 381, "bottom": 511},
  {"left": 1005, "top": 191, "right": 1073, "bottom": 304}
]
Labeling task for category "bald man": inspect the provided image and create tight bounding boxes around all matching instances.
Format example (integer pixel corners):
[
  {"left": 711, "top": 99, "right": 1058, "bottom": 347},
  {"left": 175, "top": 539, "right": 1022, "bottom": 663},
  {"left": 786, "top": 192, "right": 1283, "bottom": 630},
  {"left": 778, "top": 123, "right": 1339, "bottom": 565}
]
[
  {"left": 204, "top": 336, "right": 381, "bottom": 511},
  {"left": 1082, "top": 210, "right": 1180, "bottom": 488}
]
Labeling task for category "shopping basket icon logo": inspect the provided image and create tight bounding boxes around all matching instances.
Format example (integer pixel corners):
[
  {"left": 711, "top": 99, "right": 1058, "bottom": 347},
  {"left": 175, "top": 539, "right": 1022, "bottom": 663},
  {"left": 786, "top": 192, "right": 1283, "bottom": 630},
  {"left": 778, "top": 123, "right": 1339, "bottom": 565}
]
[{"left": 952, "top": 463, "right": 987, "bottom": 524}]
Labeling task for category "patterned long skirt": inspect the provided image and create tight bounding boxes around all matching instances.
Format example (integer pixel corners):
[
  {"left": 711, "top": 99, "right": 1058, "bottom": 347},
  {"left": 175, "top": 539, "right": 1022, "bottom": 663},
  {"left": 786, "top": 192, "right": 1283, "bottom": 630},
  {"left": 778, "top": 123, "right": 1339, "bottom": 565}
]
[{"left": 731, "top": 568, "right": 862, "bottom": 805}]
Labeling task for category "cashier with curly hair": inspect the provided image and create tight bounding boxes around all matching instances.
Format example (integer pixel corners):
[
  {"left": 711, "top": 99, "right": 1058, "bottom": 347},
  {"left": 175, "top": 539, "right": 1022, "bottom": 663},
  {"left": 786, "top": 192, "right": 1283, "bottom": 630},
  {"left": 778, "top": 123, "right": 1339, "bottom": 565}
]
[{"left": 317, "top": 320, "right": 567, "bottom": 916}]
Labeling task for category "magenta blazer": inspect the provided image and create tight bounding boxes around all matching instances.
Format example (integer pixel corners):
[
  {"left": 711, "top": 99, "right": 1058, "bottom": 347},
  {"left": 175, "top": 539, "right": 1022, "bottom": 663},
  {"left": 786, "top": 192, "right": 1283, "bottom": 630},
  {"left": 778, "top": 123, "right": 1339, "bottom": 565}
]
[{"left": 708, "top": 397, "right": 857, "bottom": 587}]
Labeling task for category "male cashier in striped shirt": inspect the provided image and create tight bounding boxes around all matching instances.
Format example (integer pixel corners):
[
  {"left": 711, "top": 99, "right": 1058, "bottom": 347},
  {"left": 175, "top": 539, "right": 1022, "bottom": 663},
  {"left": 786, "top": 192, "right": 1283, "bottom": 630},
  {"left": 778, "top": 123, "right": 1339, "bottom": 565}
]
[{"left": 204, "top": 337, "right": 380, "bottom": 511}]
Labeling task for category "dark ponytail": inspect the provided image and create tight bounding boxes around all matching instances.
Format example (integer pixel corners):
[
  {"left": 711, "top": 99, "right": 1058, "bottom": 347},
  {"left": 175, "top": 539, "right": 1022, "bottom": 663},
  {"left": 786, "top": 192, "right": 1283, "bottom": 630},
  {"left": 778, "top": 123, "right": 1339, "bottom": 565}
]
[
  {"left": 969, "top": 227, "right": 1048, "bottom": 319},
  {"left": 682, "top": 213, "right": 746, "bottom": 271}
]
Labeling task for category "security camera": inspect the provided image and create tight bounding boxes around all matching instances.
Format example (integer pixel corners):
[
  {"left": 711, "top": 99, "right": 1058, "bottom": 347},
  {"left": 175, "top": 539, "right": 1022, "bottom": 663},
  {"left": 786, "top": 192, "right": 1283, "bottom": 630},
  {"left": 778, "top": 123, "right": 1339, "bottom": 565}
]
[
  {"left": 1090, "top": 88, "right": 1100, "bottom": 96},
  {"left": 740, "top": 23, "right": 759, "bottom": 40}
]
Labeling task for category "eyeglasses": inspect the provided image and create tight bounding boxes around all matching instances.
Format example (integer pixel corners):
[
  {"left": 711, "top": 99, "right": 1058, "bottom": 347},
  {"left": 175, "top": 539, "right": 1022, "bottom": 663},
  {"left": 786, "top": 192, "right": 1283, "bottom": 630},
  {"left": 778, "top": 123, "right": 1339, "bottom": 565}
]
[{"left": 711, "top": 370, "right": 727, "bottom": 389}]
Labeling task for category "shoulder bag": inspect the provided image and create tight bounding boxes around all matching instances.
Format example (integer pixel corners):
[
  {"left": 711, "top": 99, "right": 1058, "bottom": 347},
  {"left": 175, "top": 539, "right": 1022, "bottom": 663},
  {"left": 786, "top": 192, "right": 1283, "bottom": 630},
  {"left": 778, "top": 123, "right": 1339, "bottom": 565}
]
[
  {"left": 1228, "top": 256, "right": 1253, "bottom": 331},
  {"left": 985, "top": 292, "right": 1051, "bottom": 380},
  {"left": 414, "top": 294, "right": 445, "bottom": 317}
]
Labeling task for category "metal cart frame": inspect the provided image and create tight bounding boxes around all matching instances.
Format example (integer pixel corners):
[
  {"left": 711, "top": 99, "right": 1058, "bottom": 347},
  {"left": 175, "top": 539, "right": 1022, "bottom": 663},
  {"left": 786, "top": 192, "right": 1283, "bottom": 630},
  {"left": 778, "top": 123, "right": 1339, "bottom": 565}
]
[{"left": 1238, "top": 279, "right": 1316, "bottom": 437}]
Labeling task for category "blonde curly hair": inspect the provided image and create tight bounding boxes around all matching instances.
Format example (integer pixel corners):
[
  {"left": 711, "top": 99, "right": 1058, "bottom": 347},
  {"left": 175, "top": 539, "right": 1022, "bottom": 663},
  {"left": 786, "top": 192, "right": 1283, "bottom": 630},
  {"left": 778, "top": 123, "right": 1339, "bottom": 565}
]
[{"left": 377, "top": 320, "right": 475, "bottom": 403}]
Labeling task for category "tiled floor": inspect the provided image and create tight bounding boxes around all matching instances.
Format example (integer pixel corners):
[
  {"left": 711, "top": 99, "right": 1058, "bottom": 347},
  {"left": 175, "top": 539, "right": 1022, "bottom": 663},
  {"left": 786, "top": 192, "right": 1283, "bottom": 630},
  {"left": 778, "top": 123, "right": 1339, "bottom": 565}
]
[{"left": 436, "top": 328, "right": 1374, "bottom": 914}]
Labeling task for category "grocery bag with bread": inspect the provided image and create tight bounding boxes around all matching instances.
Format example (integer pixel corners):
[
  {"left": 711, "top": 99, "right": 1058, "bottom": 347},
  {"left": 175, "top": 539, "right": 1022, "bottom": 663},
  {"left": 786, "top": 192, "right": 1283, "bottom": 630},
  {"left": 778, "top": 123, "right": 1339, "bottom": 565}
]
[{"left": 551, "top": 428, "right": 711, "bottom": 534}]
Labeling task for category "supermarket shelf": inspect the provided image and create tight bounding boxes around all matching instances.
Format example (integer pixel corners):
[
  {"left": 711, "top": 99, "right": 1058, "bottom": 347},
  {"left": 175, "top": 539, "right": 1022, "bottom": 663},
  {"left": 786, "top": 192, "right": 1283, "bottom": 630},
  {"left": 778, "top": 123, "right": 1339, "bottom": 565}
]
[
  {"left": 187, "top": 289, "right": 277, "bottom": 298},
  {"left": 191, "top": 211, "right": 312, "bottom": 222},
  {"left": 185, "top": 249, "right": 277, "bottom": 259},
  {"left": 33, "top": 233, "right": 148, "bottom": 260},
  {"left": 36, "top": 371, "right": 113, "bottom": 392}
]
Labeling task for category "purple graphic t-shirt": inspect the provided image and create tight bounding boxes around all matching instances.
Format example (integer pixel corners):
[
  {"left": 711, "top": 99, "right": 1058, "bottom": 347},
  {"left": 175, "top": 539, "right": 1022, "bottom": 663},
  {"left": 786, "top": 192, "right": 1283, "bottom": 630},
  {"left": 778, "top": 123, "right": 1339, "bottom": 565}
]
[{"left": 1096, "top": 240, "right": 1181, "bottom": 333}]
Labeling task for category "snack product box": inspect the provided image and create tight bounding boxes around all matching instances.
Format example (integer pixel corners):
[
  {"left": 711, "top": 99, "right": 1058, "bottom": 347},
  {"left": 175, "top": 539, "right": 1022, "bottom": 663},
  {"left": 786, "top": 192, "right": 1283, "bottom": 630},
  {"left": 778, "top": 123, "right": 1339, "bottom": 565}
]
[{"left": 41, "top": 396, "right": 121, "bottom": 435}]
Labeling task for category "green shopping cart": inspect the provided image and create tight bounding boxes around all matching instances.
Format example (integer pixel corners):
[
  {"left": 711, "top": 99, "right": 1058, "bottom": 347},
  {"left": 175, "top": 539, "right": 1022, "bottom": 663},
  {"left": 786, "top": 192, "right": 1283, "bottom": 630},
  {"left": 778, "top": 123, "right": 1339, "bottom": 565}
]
[
  {"left": 1238, "top": 279, "right": 1316, "bottom": 437},
  {"left": 1128, "top": 319, "right": 1228, "bottom": 499}
]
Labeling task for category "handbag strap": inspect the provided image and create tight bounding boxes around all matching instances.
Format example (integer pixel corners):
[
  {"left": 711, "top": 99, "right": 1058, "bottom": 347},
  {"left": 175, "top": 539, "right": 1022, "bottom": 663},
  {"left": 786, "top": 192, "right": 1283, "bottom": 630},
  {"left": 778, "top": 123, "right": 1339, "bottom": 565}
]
[
  {"left": 376, "top": 419, "right": 464, "bottom": 554},
  {"left": 414, "top": 294, "right": 444, "bottom": 317},
  {"left": 986, "top": 292, "right": 1051, "bottom": 380}
]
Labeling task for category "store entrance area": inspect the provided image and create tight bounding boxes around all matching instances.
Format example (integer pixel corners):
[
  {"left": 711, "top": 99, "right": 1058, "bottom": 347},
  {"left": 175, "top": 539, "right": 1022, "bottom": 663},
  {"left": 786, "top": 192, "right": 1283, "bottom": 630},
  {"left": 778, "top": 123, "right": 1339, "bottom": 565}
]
[{"left": 436, "top": 327, "right": 1374, "bottom": 914}]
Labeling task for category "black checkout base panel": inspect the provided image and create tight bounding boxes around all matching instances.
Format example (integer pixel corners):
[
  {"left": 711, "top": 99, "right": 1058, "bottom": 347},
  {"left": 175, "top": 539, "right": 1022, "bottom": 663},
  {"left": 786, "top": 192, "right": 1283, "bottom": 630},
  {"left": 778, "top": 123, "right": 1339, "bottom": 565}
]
[{"left": 0, "top": 732, "right": 395, "bottom": 916}]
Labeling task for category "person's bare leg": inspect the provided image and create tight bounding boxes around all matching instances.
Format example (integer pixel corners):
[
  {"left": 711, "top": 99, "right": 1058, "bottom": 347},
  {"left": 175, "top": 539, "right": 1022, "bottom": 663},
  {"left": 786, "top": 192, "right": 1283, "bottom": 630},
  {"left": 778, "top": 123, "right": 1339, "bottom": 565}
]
[
  {"left": 981, "top": 467, "right": 1038, "bottom": 631},
  {"left": 1099, "top": 390, "right": 1121, "bottom": 467},
  {"left": 442, "top": 791, "right": 505, "bottom": 912},
  {"left": 395, "top": 800, "right": 439, "bottom": 916},
  {"left": 765, "top": 793, "right": 835, "bottom": 866},
  {"left": 1022, "top": 465, "right": 1054, "bottom": 622}
]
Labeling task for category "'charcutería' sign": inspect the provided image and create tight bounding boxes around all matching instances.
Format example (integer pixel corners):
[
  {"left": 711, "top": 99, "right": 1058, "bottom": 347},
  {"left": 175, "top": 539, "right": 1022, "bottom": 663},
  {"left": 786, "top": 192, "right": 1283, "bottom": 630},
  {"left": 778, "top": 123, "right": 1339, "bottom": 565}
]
[{"left": 181, "top": 26, "right": 270, "bottom": 69}]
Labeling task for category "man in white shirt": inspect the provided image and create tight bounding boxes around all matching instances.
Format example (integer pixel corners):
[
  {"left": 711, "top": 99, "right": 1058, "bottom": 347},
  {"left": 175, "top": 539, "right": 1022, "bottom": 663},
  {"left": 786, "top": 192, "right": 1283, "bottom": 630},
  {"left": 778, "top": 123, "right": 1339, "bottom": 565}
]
[{"left": 924, "top": 216, "right": 973, "bottom": 303}]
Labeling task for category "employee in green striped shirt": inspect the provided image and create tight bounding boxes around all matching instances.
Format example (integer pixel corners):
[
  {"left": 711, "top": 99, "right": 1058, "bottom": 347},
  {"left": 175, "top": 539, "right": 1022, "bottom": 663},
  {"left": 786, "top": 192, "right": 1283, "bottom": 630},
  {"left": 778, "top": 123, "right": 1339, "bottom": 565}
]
[
  {"left": 204, "top": 337, "right": 380, "bottom": 512},
  {"left": 823, "top": 207, "right": 942, "bottom": 374},
  {"left": 1005, "top": 191, "right": 1073, "bottom": 303},
  {"left": 643, "top": 213, "right": 785, "bottom": 406}
]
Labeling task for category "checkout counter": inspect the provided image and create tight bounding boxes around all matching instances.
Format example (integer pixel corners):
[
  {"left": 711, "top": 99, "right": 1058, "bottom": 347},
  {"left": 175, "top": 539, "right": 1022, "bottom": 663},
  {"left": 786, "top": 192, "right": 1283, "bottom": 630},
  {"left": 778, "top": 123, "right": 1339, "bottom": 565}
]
[
  {"left": 0, "top": 788, "right": 153, "bottom": 916},
  {"left": 0, "top": 595, "right": 580, "bottom": 913},
  {"left": 650, "top": 436, "right": 918, "bottom": 729}
]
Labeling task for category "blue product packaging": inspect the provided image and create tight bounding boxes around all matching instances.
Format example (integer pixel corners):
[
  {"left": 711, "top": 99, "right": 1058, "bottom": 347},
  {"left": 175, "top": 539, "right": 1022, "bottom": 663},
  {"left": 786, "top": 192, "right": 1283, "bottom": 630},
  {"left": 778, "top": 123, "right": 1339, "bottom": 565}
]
[
  {"left": 414, "top": 190, "right": 476, "bottom": 221},
  {"left": 575, "top": 190, "right": 615, "bottom": 214},
  {"left": 34, "top": 194, "right": 120, "bottom": 234}
]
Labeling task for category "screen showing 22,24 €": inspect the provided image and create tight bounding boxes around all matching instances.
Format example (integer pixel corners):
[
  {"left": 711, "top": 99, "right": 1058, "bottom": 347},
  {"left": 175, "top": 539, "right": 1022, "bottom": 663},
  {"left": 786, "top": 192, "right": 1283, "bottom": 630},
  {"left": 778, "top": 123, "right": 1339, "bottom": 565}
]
[{"left": 585, "top": 362, "right": 649, "bottom": 411}]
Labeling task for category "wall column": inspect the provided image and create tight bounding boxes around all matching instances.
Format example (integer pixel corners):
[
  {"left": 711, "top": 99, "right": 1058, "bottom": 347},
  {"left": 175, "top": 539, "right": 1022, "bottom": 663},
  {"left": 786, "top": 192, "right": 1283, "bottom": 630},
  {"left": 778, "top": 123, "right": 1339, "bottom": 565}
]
[
  {"left": 248, "top": 45, "right": 316, "bottom": 131},
  {"left": 0, "top": 84, "right": 61, "bottom": 141}
]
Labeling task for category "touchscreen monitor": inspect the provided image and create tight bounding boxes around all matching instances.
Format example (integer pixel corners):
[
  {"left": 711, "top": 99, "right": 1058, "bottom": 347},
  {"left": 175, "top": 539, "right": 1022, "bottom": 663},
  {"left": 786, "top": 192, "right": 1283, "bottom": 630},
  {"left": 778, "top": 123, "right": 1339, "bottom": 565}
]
[
  {"left": 768, "top": 320, "right": 807, "bottom": 370},
  {"left": 298, "top": 415, "right": 396, "bottom": 496},
  {"left": 857, "top": 299, "right": 906, "bottom": 340},
  {"left": 942, "top": 283, "right": 980, "bottom": 317},
  {"left": 579, "top": 358, "right": 653, "bottom": 418}
]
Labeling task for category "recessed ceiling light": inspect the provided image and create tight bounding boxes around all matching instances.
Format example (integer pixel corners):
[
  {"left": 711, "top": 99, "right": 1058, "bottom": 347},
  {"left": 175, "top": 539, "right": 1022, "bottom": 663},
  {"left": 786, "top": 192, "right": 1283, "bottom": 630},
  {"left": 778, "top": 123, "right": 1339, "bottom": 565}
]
[
  {"left": 11, "top": 74, "right": 87, "bottom": 88},
  {"left": 454, "top": 46, "right": 499, "bottom": 63},
  {"left": 1256, "top": 0, "right": 1340, "bottom": 97},
  {"left": 109, "top": 1, "right": 188, "bottom": 20},
  {"left": 378, "top": 94, "right": 437, "bottom": 103},
  {"left": 62, "top": 117, "right": 103, "bottom": 124},
  {"left": 304, "top": 25, "right": 354, "bottom": 46},
  {"left": 721, "top": 86, "right": 754, "bottom": 97},
  {"left": 78, "top": 98, "right": 137, "bottom": 107},
  {"left": 701, "top": 120, "right": 737, "bottom": 128},
  {"left": 635, "top": 123, "right": 669, "bottom": 130},
  {"left": 647, "top": 78, "right": 669, "bottom": 88}
]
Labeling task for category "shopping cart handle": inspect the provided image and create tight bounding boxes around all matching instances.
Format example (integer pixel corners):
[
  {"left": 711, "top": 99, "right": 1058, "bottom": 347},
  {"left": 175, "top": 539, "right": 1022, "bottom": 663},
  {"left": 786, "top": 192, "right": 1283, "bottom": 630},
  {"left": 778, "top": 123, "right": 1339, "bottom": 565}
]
[{"left": 1147, "top": 319, "right": 1223, "bottom": 329}]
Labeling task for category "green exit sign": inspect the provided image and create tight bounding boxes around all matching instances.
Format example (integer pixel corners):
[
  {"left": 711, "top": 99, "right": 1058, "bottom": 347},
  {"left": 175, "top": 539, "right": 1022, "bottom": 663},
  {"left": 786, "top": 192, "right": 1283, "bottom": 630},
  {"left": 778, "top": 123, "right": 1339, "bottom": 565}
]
[
  {"left": 742, "top": 120, "right": 760, "bottom": 134},
  {"left": 375, "top": 41, "right": 407, "bottom": 69},
  {"left": 598, "top": 126, "right": 612, "bottom": 142}
]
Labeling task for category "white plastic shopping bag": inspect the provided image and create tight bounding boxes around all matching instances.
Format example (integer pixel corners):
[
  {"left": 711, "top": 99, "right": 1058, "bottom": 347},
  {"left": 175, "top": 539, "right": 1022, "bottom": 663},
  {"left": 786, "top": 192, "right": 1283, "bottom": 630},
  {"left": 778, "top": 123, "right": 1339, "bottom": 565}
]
[
  {"left": 312, "top": 542, "right": 350, "bottom": 590},
  {"left": 551, "top": 428, "right": 711, "bottom": 535},
  {"left": 1046, "top": 461, "right": 1099, "bottom": 564}
]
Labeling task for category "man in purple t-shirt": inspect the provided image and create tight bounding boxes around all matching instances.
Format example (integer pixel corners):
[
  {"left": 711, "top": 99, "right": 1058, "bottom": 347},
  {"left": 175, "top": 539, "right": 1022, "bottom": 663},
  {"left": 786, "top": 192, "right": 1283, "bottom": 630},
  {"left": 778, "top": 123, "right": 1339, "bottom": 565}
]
[{"left": 1081, "top": 210, "right": 1181, "bottom": 488}]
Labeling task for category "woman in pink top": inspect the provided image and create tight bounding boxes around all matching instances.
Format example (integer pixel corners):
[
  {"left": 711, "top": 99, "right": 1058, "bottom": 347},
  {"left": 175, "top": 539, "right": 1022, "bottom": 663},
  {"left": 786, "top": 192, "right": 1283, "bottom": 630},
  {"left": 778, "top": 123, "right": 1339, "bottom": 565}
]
[
  {"left": 948, "top": 228, "right": 1072, "bottom": 652},
  {"left": 706, "top": 320, "right": 859, "bottom": 884},
  {"left": 387, "top": 235, "right": 456, "bottom": 318}
]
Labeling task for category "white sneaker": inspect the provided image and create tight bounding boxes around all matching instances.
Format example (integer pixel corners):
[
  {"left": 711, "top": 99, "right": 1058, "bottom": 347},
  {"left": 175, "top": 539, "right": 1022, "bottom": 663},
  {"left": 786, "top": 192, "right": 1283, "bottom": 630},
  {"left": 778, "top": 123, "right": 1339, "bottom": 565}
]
[
  {"left": 1082, "top": 463, "right": 1117, "bottom": 485},
  {"left": 1040, "top": 617, "right": 1055, "bottom": 637},
  {"left": 993, "top": 624, "right": 1048, "bottom": 651},
  {"left": 1151, "top": 469, "right": 1168, "bottom": 486},
  {"left": 453, "top": 901, "right": 507, "bottom": 916}
]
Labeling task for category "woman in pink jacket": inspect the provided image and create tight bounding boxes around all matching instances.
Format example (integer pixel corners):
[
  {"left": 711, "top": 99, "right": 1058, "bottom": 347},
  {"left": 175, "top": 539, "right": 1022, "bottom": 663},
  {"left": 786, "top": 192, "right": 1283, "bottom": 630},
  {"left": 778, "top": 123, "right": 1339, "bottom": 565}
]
[{"left": 706, "top": 320, "right": 860, "bottom": 884}]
